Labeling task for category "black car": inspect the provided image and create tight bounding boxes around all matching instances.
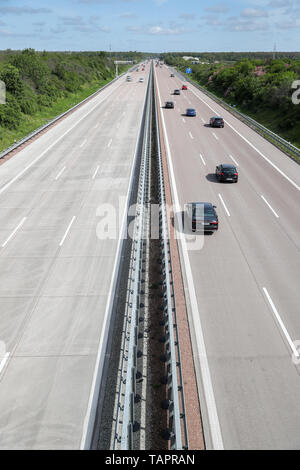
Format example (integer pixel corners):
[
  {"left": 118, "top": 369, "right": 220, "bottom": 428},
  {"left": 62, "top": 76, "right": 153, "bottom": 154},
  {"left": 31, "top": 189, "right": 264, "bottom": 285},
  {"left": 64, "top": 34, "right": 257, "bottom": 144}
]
[
  {"left": 185, "top": 202, "right": 218, "bottom": 232},
  {"left": 216, "top": 163, "right": 238, "bottom": 182},
  {"left": 210, "top": 116, "right": 224, "bottom": 128},
  {"left": 170, "top": 73, "right": 175, "bottom": 77},
  {"left": 165, "top": 101, "right": 174, "bottom": 109},
  {"left": 174, "top": 89, "right": 181, "bottom": 95}
]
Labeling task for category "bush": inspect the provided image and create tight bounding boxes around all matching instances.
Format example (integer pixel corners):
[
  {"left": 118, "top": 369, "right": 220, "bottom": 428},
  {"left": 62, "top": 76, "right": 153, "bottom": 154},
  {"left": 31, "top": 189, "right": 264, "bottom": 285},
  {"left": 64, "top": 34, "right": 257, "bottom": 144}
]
[
  {"left": 18, "top": 86, "right": 38, "bottom": 114},
  {"left": 0, "top": 93, "right": 22, "bottom": 129},
  {"left": 0, "top": 64, "right": 23, "bottom": 95}
]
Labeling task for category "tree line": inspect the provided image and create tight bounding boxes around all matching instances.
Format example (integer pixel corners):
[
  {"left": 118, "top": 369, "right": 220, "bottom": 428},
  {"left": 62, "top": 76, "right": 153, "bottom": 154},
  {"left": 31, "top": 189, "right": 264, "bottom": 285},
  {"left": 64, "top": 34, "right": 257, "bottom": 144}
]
[
  {"left": 163, "top": 54, "right": 300, "bottom": 145},
  {"left": 0, "top": 49, "right": 138, "bottom": 130}
]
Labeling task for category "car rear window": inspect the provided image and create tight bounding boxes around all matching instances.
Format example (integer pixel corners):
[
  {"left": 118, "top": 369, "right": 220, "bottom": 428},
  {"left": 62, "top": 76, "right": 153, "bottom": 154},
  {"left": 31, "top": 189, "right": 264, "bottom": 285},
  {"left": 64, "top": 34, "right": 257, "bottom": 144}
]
[
  {"left": 223, "top": 167, "right": 236, "bottom": 173},
  {"left": 192, "top": 206, "right": 214, "bottom": 217},
  {"left": 204, "top": 209, "right": 215, "bottom": 216}
]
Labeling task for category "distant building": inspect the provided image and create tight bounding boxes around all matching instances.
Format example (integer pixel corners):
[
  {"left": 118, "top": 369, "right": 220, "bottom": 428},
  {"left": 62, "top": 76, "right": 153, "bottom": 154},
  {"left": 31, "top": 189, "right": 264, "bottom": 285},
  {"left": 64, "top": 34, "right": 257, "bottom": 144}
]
[{"left": 182, "top": 56, "right": 199, "bottom": 63}]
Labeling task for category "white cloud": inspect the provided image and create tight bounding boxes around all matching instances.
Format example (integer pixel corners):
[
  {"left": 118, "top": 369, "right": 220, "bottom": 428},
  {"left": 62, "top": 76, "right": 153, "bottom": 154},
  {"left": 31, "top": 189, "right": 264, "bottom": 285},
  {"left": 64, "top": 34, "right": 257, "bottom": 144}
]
[{"left": 241, "top": 8, "right": 268, "bottom": 18}]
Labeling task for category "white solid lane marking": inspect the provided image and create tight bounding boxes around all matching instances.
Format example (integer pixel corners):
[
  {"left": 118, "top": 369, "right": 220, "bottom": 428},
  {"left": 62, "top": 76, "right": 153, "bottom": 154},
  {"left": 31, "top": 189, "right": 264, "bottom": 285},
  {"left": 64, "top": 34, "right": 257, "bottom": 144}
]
[
  {"left": 263, "top": 287, "right": 299, "bottom": 357},
  {"left": 0, "top": 352, "right": 10, "bottom": 375},
  {"left": 229, "top": 154, "right": 239, "bottom": 166},
  {"left": 201, "top": 117, "right": 205, "bottom": 123},
  {"left": 80, "top": 139, "right": 87, "bottom": 148},
  {"left": 108, "top": 138, "right": 112, "bottom": 148},
  {"left": 218, "top": 193, "right": 231, "bottom": 217},
  {"left": 182, "top": 117, "right": 186, "bottom": 123},
  {"left": 154, "top": 67, "right": 224, "bottom": 450},
  {"left": 92, "top": 165, "right": 100, "bottom": 180},
  {"left": 0, "top": 81, "right": 121, "bottom": 197},
  {"left": 188, "top": 86, "right": 300, "bottom": 192},
  {"left": 2, "top": 217, "right": 27, "bottom": 248},
  {"left": 59, "top": 216, "right": 76, "bottom": 247},
  {"left": 212, "top": 132, "right": 219, "bottom": 141},
  {"left": 200, "top": 153, "right": 206, "bottom": 166},
  {"left": 261, "top": 195, "right": 279, "bottom": 218},
  {"left": 189, "top": 131, "right": 194, "bottom": 140},
  {"left": 55, "top": 166, "right": 66, "bottom": 180}
]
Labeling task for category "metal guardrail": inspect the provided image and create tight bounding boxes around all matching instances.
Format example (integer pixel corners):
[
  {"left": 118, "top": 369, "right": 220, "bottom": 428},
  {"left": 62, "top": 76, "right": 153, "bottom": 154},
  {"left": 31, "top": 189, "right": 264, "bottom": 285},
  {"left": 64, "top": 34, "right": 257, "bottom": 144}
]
[
  {"left": 113, "top": 61, "right": 187, "bottom": 450},
  {"left": 113, "top": 64, "right": 152, "bottom": 450},
  {"left": 0, "top": 65, "right": 137, "bottom": 160},
  {"left": 153, "top": 70, "right": 188, "bottom": 450},
  {"left": 173, "top": 67, "right": 300, "bottom": 161}
]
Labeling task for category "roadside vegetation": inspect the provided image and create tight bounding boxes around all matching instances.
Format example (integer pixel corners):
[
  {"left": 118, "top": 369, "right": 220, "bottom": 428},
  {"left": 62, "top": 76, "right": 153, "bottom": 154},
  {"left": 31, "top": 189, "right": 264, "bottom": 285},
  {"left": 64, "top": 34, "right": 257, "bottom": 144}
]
[
  {"left": 0, "top": 49, "right": 138, "bottom": 152},
  {"left": 162, "top": 53, "right": 300, "bottom": 149}
]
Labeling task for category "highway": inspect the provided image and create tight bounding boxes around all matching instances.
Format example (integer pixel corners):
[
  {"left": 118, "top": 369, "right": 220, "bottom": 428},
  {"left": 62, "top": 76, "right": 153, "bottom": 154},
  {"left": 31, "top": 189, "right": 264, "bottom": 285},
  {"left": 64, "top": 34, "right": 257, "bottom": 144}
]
[
  {"left": 155, "top": 64, "right": 300, "bottom": 449},
  {"left": 0, "top": 66, "right": 150, "bottom": 449}
]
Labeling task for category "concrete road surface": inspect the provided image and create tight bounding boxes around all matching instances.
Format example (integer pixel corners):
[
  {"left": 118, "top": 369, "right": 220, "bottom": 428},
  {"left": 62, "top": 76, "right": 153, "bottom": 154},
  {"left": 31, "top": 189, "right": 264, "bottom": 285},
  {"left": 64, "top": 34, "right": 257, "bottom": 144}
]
[
  {"left": 155, "top": 65, "right": 300, "bottom": 449},
  {"left": 0, "top": 67, "right": 149, "bottom": 449}
]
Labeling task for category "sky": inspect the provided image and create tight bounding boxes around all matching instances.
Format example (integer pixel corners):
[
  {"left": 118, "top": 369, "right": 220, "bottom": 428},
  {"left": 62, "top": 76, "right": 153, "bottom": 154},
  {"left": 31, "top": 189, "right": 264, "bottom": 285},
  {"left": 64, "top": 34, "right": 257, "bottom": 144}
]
[{"left": 0, "top": 0, "right": 299, "bottom": 52}]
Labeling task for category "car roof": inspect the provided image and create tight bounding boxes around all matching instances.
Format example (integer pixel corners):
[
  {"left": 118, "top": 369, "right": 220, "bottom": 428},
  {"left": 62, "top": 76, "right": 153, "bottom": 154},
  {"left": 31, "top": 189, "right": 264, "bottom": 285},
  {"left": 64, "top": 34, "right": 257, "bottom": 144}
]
[
  {"left": 212, "top": 116, "right": 223, "bottom": 119},
  {"left": 220, "top": 163, "right": 236, "bottom": 169},
  {"left": 187, "top": 108, "right": 195, "bottom": 111}
]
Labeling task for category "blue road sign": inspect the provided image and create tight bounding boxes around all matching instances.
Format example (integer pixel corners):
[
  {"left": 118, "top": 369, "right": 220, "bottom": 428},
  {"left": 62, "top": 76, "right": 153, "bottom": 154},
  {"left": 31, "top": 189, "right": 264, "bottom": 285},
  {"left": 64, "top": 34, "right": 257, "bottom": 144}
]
[{"left": 186, "top": 68, "right": 192, "bottom": 74}]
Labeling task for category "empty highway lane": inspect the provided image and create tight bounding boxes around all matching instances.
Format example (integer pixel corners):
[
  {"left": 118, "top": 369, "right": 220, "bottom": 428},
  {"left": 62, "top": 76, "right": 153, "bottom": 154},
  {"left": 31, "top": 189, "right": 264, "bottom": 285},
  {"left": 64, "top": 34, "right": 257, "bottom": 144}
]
[{"left": 0, "top": 68, "right": 150, "bottom": 449}]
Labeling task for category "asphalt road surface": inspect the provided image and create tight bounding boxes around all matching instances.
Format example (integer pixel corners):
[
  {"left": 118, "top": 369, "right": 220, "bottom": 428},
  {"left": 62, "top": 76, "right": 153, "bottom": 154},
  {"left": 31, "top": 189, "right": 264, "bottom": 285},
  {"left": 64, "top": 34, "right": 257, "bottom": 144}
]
[
  {"left": 0, "top": 67, "right": 149, "bottom": 449},
  {"left": 155, "top": 64, "right": 300, "bottom": 449}
]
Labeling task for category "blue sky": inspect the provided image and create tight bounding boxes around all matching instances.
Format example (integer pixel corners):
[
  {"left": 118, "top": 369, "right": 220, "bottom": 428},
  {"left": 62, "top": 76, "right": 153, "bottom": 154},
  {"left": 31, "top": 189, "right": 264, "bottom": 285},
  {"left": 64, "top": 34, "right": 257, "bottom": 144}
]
[{"left": 0, "top": 0, "right": 299, "bottom": 52}]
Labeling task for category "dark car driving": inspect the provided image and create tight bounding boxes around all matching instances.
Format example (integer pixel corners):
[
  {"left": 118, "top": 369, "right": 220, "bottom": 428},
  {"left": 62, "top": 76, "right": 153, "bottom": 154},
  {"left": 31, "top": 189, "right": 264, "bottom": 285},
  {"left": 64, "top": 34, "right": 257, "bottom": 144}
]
[
  {"left": 174, "top": 89, "right": 181, "bottom": 95},
  {"left": 185, "top": 202, "right": 218, "bottom": 232},
  {"left": 216, "top": 163, "right": 238, "bottom": 182},
  {"left": 165, "top": 101, "right": 174, "bottom": 109},
  {"left": 210, "top": 116, "right": 224, "bottom": 128}
]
